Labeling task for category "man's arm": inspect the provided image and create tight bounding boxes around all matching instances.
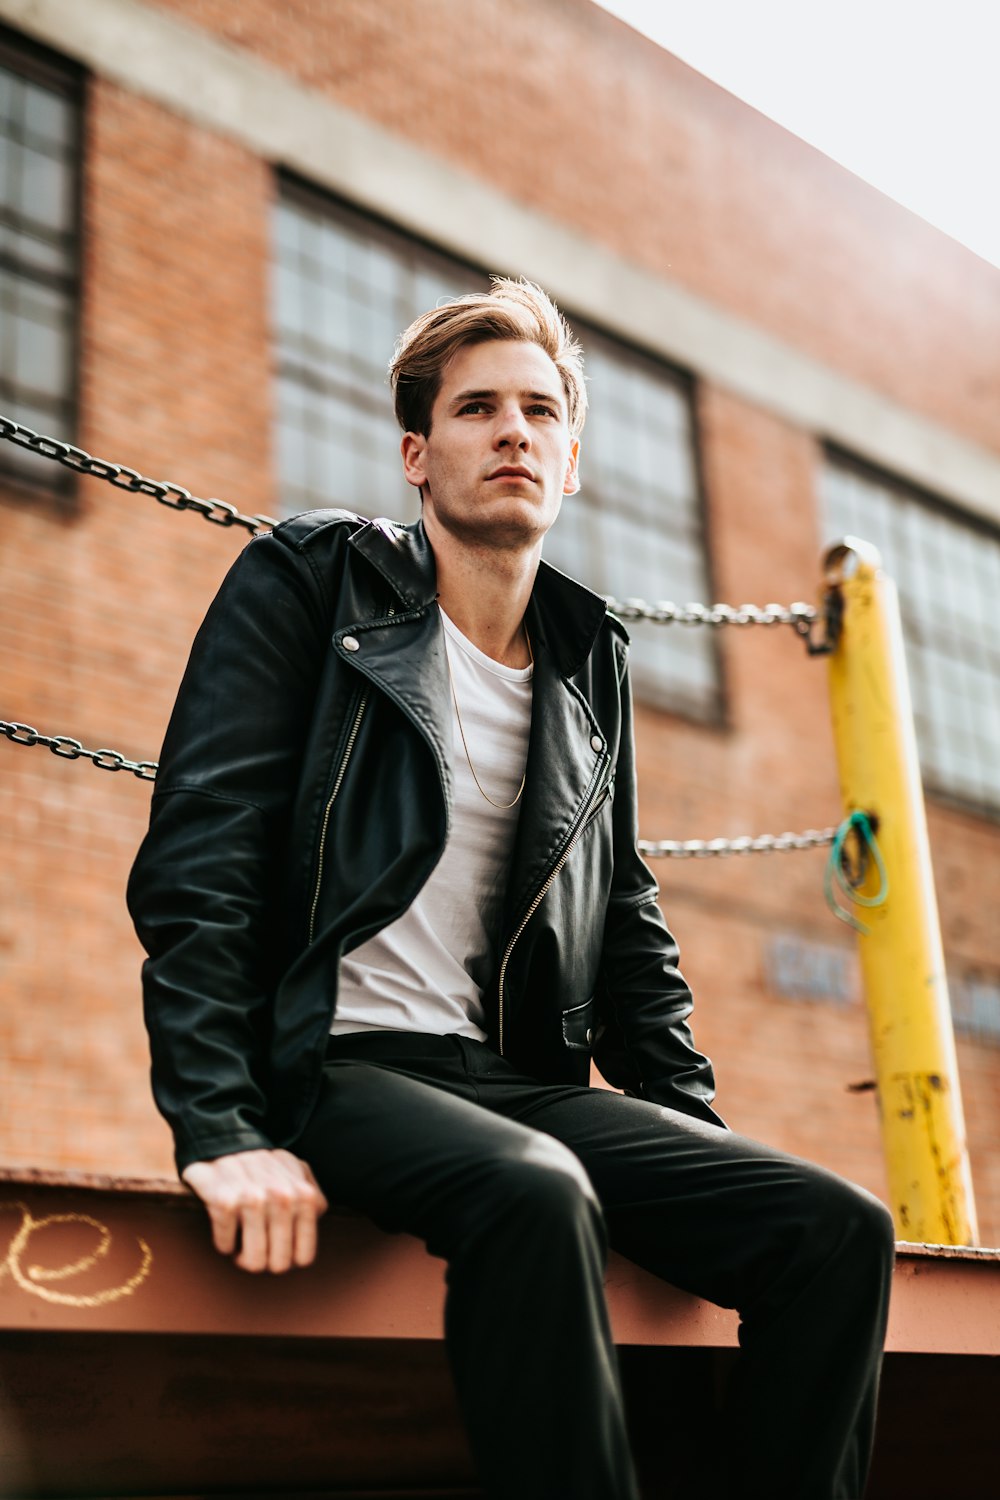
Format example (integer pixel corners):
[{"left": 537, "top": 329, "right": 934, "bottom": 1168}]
[
  {"left": 593, "top": 636, "right": 727, "bottom": 1128},
  {"left": 127, "top": 525, "right": 342, "bottom": 1267}
]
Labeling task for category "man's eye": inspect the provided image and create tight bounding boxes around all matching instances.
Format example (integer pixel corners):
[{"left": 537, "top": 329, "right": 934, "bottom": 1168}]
[
  {"left": 528, "top": 405, "right": 557, "bottom": 417},
  {"left": 458, "top": 401, "right": 487, "bottom": 414}
]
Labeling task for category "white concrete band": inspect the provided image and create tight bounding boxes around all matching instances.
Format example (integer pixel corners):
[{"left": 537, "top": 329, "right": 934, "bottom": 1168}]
[{"left": 4, "top": 0, "right": 999, "bottom": 524}]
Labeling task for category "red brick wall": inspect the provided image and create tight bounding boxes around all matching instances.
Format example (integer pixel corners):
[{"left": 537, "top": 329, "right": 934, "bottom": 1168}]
[{"left": 2, "top": 1, "right": 998, "bottom": 1243}]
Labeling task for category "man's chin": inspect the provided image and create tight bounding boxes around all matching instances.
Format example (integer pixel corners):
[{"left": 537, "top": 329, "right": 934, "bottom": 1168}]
[{"left": 443, "top": 499, "right": 558, "bottom": 550}]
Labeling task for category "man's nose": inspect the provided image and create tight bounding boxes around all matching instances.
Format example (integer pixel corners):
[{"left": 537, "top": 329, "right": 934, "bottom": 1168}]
[{"left": 495, "top": 403, "right": 531, "bottom": 448}]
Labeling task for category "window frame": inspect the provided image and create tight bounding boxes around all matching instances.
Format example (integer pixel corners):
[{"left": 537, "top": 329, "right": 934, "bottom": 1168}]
[{"left": 0, "top": 23, "right": 85, "bottom": 509}]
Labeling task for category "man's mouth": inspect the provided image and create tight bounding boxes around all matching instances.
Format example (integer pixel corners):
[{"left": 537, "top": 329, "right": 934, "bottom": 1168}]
[{"left": 488, "top": 466, "right": 536, "bottom": 482}]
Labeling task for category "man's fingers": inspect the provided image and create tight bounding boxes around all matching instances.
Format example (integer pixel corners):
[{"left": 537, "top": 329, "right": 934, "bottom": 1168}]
[
  {"left": 292, "top": 1196, "right": 320, "bottom": 1267},
  {"left": 234, "top": 1195, "right": 269, "bottom": 1273},
  {"left": 182, "top": 1150, "right": 327, "bottom": 1273},
  {"left": 264, "top": 1191, "right": 296, "bottom": 1274},
  {"left": 298, "top": 1160, "right": 330, "bottom": 1218},
  {"left": 270, "top": 1152, "right": 328, "bottom": 1267},
  {"left": 205, "top": 1200, "right": 239, "bottom": 1257}
]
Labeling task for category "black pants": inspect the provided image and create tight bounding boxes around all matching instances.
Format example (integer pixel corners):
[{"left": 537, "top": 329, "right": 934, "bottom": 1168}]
[{"left": 293, "top": 1031, "right": 895, "bottom": 1500}]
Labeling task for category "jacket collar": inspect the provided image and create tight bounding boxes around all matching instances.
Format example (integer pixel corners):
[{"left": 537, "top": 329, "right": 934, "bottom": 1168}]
[{"left": 349, "top": 514, "right": 613, "bottom": 677}]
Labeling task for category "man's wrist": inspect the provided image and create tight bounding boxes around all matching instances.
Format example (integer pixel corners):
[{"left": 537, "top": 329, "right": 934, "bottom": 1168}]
[{"left": 175, "top": 1128, "right": 275, "bottom": 1178}]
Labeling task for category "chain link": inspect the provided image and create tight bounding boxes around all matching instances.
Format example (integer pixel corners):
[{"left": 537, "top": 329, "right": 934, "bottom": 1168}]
[
  {"left": 606, "top": 597, "right": 816, "bottom": 628},
  {"left": 639, "top": 828, "right": 837, "bottom": 858},
  {"left": 0, "top": 415, "right": 278, "bottom": 537},
  {"left": 0, "top": 722, "right": 158, "bottom": 782},
  {"left": 3, "top": 718, "right": 836, "bottom": 849}
]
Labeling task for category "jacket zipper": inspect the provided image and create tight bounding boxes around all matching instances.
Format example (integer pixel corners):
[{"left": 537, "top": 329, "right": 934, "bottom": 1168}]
[
  {"left": 308, "top": 606, "right": 395, "bottom": 945},
  {"left": 496, "top": 757, "right": 612, "bottom": 1055}
]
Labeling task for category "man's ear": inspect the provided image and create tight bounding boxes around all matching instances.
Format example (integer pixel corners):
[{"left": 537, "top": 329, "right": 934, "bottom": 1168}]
[
  {"left": 401, "top": 431, "right": 428, "bottom": 490},
  {"left": 563, "top": 438, "right": 580, "bottom": 496}
]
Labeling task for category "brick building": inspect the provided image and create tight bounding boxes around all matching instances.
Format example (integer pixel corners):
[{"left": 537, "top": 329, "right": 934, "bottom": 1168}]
[{"left": 1, "top": 0, "right": 999, "bottom": 1242}]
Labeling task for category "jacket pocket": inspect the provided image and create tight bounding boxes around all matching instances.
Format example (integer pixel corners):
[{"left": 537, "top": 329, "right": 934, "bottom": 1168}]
[{"left": 561, "top": 996, "right": 596, "bottom": 1051}]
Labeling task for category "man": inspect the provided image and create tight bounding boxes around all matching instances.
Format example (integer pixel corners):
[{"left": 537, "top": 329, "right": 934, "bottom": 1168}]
[{"left": 128, "top": 278, "right": 894, "bottom": 1500}]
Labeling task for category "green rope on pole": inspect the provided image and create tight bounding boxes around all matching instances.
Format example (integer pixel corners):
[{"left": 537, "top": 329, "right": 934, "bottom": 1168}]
[{"left": 824, "top": 811, "right": 888, "bottom": 934}]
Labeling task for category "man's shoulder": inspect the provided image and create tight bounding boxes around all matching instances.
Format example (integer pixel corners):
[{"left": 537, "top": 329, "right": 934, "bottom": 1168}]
[
  {"left": 267, "top": 507, "right": 373, "bottom": 554},
  {"left": 602, "top": 608, "right": 630, "bottom": 647},
  {"left": 596, "top": 607, "right": 630, "bottom": 676}
]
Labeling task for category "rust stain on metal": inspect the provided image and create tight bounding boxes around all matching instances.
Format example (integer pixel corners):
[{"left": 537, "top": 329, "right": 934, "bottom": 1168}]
[
  {"left": 896, "top": 1242, "right": 1000, "bottom": 1261},
  {"left": 914, "top": 1073, "right": 960, "bottom": 1246},
  {"left": 0, "top": 1165, "right": 186, "bottom": 1198}
]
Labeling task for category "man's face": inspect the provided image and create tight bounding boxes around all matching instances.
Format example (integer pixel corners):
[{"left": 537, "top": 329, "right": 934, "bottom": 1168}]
[{"left": 400, "top": 339, "right": 580, "bottom": 550}]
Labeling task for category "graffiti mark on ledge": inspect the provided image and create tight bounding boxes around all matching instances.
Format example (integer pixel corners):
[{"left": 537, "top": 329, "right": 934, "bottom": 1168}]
[{"left": 0, "top": 1200, "right": 152, "bottom": 1307}]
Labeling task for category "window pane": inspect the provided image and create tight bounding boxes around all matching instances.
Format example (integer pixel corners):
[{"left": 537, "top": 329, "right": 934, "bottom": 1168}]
[
  {"left": 18, "top": 143, "right": 70, "bottom": 231},
  {"left": 821, "top": 457, "right": 1000, "bottom": 813},
  {"left": 23, "top": 81, "right": 71, "bottom": 149}
]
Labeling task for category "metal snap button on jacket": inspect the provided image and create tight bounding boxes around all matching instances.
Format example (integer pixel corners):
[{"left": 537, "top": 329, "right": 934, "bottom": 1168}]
[
  {"left": 590, "top": 734, "right": 603, "bottom": 751},
  {"left": 343, "top": 635, "right": 360, "bottom": 652}
]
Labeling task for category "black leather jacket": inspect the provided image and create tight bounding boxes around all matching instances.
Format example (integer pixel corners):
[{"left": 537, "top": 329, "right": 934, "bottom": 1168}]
[{"left": 127, "top": 510, "right": 723, "bottom": 1173}]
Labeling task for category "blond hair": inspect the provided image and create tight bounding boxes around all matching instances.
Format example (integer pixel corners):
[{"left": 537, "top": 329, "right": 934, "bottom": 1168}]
[{"left": 389, "top": 277, "right": 587, "bottom": 438}]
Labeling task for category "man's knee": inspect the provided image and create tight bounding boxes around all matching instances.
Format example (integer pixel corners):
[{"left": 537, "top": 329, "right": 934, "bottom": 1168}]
[
  {"left": 500, "top": 1132, "right": 599, "bottom": 1211},
  {"left": 792, "top": 1166, "right": 896, "bottom": 1273},
  {"left": 844, "top": 1182, "right": 896, "bottom": 1268}
]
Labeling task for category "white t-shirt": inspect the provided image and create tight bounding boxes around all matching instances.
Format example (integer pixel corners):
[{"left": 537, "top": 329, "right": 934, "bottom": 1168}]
[{"left": 330, "top": 608, "right": 533, "bottom": 1041}]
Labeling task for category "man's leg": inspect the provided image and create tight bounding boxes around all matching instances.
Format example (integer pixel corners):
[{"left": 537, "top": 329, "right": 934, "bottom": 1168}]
[
  {"left": 482, "top": 1064, "right": 895, "bottom": 1500},
  {"left": 293, "top": 1033, "right": 642, "bottom": 1500}
]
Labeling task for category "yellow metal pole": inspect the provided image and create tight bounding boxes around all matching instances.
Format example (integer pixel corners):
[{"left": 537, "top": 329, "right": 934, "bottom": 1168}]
[{"left": 823, "top": 537, "right": 978, "bottom": 1246}]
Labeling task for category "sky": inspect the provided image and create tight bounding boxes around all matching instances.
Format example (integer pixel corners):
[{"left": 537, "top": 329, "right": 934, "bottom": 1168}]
[{"left": 595, "top": 0, "right": 1000, "bottom": 270}]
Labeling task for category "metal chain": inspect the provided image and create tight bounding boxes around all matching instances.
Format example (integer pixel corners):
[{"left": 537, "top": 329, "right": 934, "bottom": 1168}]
[
  {"left": 2, "top": 718, "right": 836, "bottom": 852},
  {"left": 606, "top": 597, "right": 816, "bottom": 628},
  {"left": 639, "top": 828, "right": 837, "bottom": 858},
  {"left": 0, "top": 721, "right": 158, "bottom": 782},
  {"left": 0, "top": 414, "right": 828, "bottom": 640},
  {"left": 0, "top": 415, "right": 278, "bottom": 537}
]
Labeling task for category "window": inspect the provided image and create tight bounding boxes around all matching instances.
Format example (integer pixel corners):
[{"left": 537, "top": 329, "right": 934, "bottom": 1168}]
[
  {"left": 272, "top": 179, "right": 481, "bottom": 521},
  {"left": 821, "top": 452, "right": 1000, "bottom": 814},
  {"left": 271, "top": 179, "right": 718, "bottom": 717},
  {"left": 542, "top": 329, "right": 718, "bottom": 718},
  {"left": 0, "top": 30, "right": 82, "bottom": 494}
]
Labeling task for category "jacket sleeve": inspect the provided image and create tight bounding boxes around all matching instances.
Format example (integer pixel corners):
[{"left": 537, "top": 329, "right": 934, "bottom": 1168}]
[
  {"left": 126, "top": 528, "right": 333, "bottom": 1174},
  {"left": 593, "top": 638, "right": 727, "bottom": 1128}
]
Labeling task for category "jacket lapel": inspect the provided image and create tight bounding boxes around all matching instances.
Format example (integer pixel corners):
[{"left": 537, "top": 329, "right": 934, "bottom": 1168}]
[
  {"left": 341, "top": 514, "right": 614, "bottom": 922},
  {"left": 334, "top": 602, "right": 454, "bottom": 820}
]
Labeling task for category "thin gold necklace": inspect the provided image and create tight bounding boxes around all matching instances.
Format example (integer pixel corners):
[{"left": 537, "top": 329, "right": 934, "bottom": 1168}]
[{"left": 445, "top": 624, "right": 533, "bottom": 809}]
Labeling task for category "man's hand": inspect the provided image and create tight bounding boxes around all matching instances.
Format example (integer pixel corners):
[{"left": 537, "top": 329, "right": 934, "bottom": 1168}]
[{"left": 181, "top": 1149, "right": 329, "bottom": 1273}]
